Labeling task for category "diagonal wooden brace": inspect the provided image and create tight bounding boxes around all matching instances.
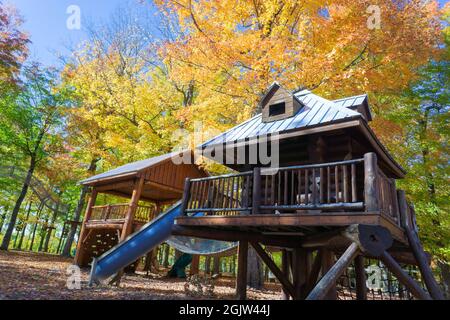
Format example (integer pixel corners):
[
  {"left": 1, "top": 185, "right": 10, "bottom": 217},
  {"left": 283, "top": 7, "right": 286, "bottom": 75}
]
[
  {"left": 250, "top": 242, "right": 296, "bottom": 298},
  {"left": 306, "top": 242, "right": 360, "bottom": 300}
]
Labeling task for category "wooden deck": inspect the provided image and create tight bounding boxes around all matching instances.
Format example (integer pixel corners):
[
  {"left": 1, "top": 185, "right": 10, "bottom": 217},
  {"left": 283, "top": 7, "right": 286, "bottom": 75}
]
[{"left": 175, "top": 211, "right": 407, "bottom": 244}]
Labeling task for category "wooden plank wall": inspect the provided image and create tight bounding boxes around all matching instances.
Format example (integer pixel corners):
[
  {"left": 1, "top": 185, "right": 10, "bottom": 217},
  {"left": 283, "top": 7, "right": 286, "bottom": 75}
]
[{"left": 144, "top": 161, "right": 207, "bottom": 190}]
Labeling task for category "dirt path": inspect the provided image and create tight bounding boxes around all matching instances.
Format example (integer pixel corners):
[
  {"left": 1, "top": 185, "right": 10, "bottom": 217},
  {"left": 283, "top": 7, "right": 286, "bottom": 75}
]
[{"left": 0, "top": 250, "right": 282, "bottom": 300}]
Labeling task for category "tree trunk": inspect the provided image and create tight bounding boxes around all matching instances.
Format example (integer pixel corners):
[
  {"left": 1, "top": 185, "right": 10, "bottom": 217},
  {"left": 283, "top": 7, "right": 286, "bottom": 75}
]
[
  {"left": 213, "top": 256, "right": 220, "bottom": 275},
  {"left": 61, "top": 159, "right": 97, "bottom": 257},
  {"left": 38, "top": 215, "right": 49, "bottom": 252},
  {"left": 29, "top": 200, "right": 45, "bottom": 251},
  {"left": 438, "top": 261, "right": 450, "bottom": 299},
  {"left": 18, "top": 200, "right": 33, "bottom": 250},
  {"left": 43, "top": 190, "right": 63, "bottom": 253},
  {"left": 247, "top": 246, "right": 264, "bottom": 289},
  {"left": 0, "top": 205, "right": 9, "bottom": 234},
  {"left": 1, "top": 157, "right": 36, "bottom": 250},
  {"left": 163, "top": 244, "right": 170, "bottom": 267},
  {"left": 205, "top": 256, "right": 211, "bottom": 274}
]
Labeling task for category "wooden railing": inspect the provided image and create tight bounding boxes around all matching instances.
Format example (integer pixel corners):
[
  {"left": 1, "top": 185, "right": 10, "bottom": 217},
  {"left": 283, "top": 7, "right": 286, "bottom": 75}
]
[
  {"left": 183, "top": 171, "right": 253, "bottom": 215},
  {"left": 89, "top": 204, "right": 155, "bottom": 223},
  {"left": 258, "top": 158, "right": 365, "bottom": 212},
  {"left": 377, "top": 168, "right": 400, "bottom": 224},
  {"left": 180, "top": 153, "right": 402, "bottom": 223}
]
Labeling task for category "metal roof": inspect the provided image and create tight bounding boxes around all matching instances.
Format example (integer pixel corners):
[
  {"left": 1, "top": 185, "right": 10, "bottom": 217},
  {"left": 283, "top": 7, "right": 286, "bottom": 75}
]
[
  {"left": 200, "top": 90, "right": 364, "bottom": 149},
  {"left": 80, "top": 151, "right": 188, "bottom": 185}
]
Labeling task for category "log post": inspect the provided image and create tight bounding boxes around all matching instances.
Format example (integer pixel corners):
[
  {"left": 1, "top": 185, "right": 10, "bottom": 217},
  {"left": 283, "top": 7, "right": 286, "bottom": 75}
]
[
  {"left": 74, "top": 188, "right": 98, "bottom": 266},
  {"left": 292, "top": 248, "right": 309, "bottom": 299},
  {"left": 321, "top": 249, "right": 337, "bottom": 299},
  {"left": 252, "top": 167, "right": 261, "bottom": 215},
  {"left": 250, "top": 242, "right": 296, "bottom": 298},
  {"left": 380, "top": 251, "right": 431, "bottom": 300},
  {"left": 354, "top": 255, "right": 367, "bottom": 300},
  {"left": 398, "top": 190, "right": 444, "bottom": 300},
  {"left": 281, "top": 249, "right": 291, "bottom": 300},
  {"left": 180, "top": 178, "right": 191, "bottom": 216},
  {"left": 120, "top": 176, "right": 145, "bottom": 241},
  {"left": 364, "top": 152, "right": 379, "bottom": 212},
  {"left": 190, "top": 255, "right": 200, "bottom": 275},
  {"left": 236, "top": 241, "right": 248, "bottom": 300},
  {"left": 307, "top": 243, "right": 360, "bottom": 300}
]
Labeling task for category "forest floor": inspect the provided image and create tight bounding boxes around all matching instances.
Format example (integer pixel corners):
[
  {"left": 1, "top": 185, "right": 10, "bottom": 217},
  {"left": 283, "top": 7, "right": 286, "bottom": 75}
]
[{"left": 0, "top": 250, "right": 282, "bottom": 300}]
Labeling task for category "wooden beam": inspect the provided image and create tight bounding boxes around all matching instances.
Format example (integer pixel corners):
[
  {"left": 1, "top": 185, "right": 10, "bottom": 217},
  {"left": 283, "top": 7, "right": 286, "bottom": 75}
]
[
  {"left": 120, "top": 176, "right": 145, "bottom": 241},
  {"left": 321, "top": 249, "right": 337, "bottom": 299},
  {"left": 281, "top": 250, "right": 291, "bottom": 300},
  {"left": 307, "top": 243, "right": 360, "bottom": 300},
  {"left": 190, "top": 255, "right": 200, "bottom": 275},
  {"left": 354, "top": 255, "right": 367, "bottom": 300},
  {"left": 250, "top": 242, "right": 296, "bottom": 298},
  {"left": 364, "top": 152, "right": 379, "bottom": 212},
  {"left": 252, "top": 167, "right": 261, "bottom": 215},
  {"left": 397, "top": 190, "right": 443, "bottom": 300},
  {"left": 305, "top": 250, "right": 323, "bottom": 294},
  {"left": 85, "top": 223, "right": 123, "bottom": 230},
  {"left": 292, "top": 248, "right": 309, "bottom": 299},
  {"left": 145, "top": 180, "right": 183, "bottom": 194},
  {"left": 171, "top": 225, "right": 300, "bottom": 248},
  {"left": 236, "top": 241, "right": 248, "bottom": 300},
  {"left": 380, "top": 250, "right": 431, "bottom": 300},
  {"left": 74, "top": 188, "right": 98, "bottom": 266},
  {"left": 96, "top": 180, "right": 135, "bottom": 192}
]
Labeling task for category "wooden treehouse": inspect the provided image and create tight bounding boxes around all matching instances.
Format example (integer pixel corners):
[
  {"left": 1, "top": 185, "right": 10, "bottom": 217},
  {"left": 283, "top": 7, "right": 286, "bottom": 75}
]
[
  {"left": 74, "top": 152, "right": 208, "bottom": 267},
  {"left": 76, "top": 83, "right": 443, "bottom": 300},
  {"left": 172, "top": 83, "right": 443, "bottom": 300}
]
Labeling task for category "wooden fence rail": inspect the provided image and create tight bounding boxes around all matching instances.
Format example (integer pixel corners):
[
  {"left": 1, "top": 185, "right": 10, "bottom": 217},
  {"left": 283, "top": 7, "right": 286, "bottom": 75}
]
[
  {"left": 89, "top": 204, "right": 155, "bottom": 223},
  {"left": 181, "top": 153, "right": 401, "bottom": 220}
]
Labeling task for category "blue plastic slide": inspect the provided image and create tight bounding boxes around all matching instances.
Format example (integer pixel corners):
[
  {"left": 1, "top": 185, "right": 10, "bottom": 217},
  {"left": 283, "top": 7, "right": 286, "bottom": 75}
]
[
  {"left": 88, "top": 202, "right": 237, "bottom": 284},
  {"left": 89, "top": 201, "right": 183, "bottom": 283}
]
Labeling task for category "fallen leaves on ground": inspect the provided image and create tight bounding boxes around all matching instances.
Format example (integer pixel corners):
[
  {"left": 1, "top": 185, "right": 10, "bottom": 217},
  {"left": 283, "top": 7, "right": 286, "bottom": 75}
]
[{"left": 0, "top": 250, "right": 282, "bottom": 300}]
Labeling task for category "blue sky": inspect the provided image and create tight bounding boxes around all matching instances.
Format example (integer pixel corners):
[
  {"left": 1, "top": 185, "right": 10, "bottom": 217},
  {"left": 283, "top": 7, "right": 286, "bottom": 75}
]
[
  {"left": 8, "top": 0, "right": 450, "bottom": 68},
  {"left": 9, "top": 0, "right": 157, "bottom": 67}
]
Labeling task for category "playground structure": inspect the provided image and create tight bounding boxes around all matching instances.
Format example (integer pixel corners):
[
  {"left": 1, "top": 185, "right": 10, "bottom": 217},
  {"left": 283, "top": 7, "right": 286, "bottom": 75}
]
[{"left": 76, "top": 83, "right": 444, "bottom": 300}]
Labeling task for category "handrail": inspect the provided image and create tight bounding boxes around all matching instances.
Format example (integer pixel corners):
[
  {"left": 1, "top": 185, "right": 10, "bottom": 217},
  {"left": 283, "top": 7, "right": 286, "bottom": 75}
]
[
  {"left": 189, "top": 171, "right": 252, "bottom": 182},
  {"left": 181, "top": 153, "right": 402, "bottom": 220},
  {"left": 261, "top": 158, "right": 364, "bottom": 174}
]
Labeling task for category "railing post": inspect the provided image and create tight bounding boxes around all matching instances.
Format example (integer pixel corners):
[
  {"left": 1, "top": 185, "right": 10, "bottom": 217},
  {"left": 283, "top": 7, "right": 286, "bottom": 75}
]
[
  {"left": 105, "top": 205, "right": 111, "bottom": 220},
  {"left": 74, "top": 187, "right": 98, "bottom": 266},
  {"left": 252, "top": 167, "right": 261, "bottom": 215},
  {"left": 181, "top": 178, "right": 191, "bottom": 216},
  {"left": 364, "top": 152, "right": 379, "bottom": 212},
  {"left": 397, "top": 190, "right": 410, "bottom": 230}
]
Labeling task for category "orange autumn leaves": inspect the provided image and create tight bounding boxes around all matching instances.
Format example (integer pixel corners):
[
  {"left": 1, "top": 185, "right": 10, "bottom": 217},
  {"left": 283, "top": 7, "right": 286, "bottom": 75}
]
[{"left": 155, "top": 0, "right": 441, "bottom": 111}]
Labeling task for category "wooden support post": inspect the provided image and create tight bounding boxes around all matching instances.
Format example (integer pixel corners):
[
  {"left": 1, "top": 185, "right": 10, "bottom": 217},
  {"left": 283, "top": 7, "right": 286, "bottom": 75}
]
[
  {"left": 364, "top": 152, "right": 379, "bottom": 212},
  {"left": 305, "top": 250, "right": 323, "bottom": 295},
  {"left": 321, "top": 249, "right": 338, "bottom": 299},
  {"left": 74, "top": 188, "right": 98, "bottom": 266},
  {"left": 180, "top": 178, "right": 191, "bottom": 215},
  {"left": 281, "top": 249, "right": 290, "bottom": 300},
  {"left": 292, "top": 248, "right": 309, "bottom": 299},
  {"left": 190, "top": 255, "right": 200, "bottom": 275},
  {"left": 380, "top": 251, "right": 431, "bottom": 300},
  {"left": 120, "top": 176, "right": 145, "bottom": 241},
  {"left": 250, "top": 242, "right": 296, "bottom": 298},
  {"left": 252, "top": 167, "right": 261, "bottom": 215},
  {"left": 397, "top": 190, "right": 444, "bottom": 300},
  {"left": 307, "top": 243, "right": 360, "bottom": 300},
  {"left": 354, "top": 255, "right": 367, "bottom": 300},
  {"left": 236, "top": 241, "right": 248, "bottom": 300}
]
